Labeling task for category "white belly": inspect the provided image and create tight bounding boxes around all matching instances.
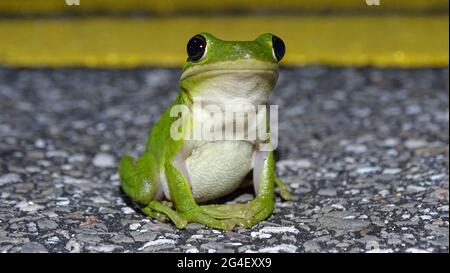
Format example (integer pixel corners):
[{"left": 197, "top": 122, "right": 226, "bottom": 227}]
[{"left": 185, "top": 140, "right": 254, "bottom": 202}]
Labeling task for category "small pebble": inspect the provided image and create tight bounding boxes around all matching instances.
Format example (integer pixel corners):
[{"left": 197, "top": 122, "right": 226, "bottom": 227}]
[{"left": 93, "top": 153, "right": 116, "bottom": 168}]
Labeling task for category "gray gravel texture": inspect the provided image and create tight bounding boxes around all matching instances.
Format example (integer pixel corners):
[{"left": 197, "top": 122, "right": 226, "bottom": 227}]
[{"left": 0, "top": 66, "right": 448, "bottom": 253}]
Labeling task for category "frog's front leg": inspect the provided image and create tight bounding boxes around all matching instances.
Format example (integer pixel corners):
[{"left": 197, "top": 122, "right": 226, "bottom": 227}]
[
  {"left": 244, "top": 150, "right": 277, "bottom": 226},
  {"left": 164, "top": 160, "right": 240, "bottom": 231}
]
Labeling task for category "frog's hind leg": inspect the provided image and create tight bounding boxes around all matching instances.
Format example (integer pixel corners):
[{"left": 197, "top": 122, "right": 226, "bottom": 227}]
[
  {"left": 119, "top": 153, "right": 159, "bottom": 205},
  {"left": 120, "top": 154, "right": 189, "bottom": 227}
]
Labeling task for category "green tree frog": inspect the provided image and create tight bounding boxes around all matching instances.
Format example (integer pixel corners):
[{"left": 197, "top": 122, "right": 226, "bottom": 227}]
[{"left": 119, "top": 33, "right": 292, "bottom": 230}]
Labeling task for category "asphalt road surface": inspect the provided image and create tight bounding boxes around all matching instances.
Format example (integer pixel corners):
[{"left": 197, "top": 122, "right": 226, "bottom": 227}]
[{"left": 0, "top": 67, "right": 448, "bottom": 253}]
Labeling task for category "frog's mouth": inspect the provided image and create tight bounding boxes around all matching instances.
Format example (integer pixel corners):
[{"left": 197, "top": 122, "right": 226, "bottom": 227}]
[{"left": 180, "top": 60, "right": 278, "bottom": 81}]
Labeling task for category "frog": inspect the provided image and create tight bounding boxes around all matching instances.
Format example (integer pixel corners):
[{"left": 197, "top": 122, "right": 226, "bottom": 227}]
[{"left": 119, "top": 32, "right": 293, "bottom": 230}]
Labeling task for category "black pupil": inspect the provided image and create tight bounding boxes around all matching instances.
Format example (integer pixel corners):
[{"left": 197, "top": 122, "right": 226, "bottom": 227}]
[
  {"left": 272, "top": 35, "right": 285, "bottom": 61},
  {"left": 187, "top": 35, "right": 206, "bottom": 61}
]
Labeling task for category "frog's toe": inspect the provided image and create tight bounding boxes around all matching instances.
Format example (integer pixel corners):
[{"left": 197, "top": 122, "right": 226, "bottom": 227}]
[
  {"left": 247, "top": 205, "right": 274, "bottom": 227},
  {"left": 199, "top": 203, "right": 250, "bottom": 219},
  {"left": 275, "top": 177, "right": 294, "bottom": 201},
  {"left": 142, "top": 206, "right": 169, "bottom": 222},
  {"left": 235, "top": 218, "right": 253, "bottom": 228},
  {"left": 145, "top": 201, "right": 188, "bottom": 229},
  {"left": 197, "top": 197, "right": 273, "bottom": 228},
  {"left": 233, "top": 197, "right": 274, "bottom": 228},
  {"left": 181, "top": 207, "right": 238, "bottom": 231}
]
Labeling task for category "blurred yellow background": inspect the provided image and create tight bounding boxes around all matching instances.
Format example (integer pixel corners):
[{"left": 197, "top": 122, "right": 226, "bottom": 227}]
[
  {"left": 0, "top": 0, "right": 448, "bottom": 14},
  {"left": 0, "top": 0, "right": 448, "bottom": 68}
]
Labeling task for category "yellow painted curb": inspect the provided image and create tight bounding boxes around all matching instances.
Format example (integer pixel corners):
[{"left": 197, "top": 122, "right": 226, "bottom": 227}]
[
  {"left": 0, "top": 0, "right": 447, "bottom": 14},
  {"left": 0, "top": 15, "right": 448, "bottom": 68}
]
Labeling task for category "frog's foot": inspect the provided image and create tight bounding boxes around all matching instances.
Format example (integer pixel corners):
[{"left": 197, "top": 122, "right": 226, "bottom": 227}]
[
  {"left": 180, "top": 206, "right": 241, "bottom": 231},
  {"left": 143, "top": 201, "right": 239, "bottom": 231},
  {"left": 142, "top": 201, "right": 188, "bottom": 229},
  {"left": 199, "top": 197, "right": 274, "bottom": 228}
]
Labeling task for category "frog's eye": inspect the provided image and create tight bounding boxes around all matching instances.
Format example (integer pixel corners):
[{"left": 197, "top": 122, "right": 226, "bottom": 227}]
[
  {"left": 272, "top": 35, "right": 285, "bottom": 62},
  {"left": 187, "top": 34, "right": 207, "bottom": 62}
]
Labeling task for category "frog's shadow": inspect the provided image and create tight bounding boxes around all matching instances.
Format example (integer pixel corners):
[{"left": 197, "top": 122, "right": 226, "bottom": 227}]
[{"left": 203, "top": 184, "right": 255, "bottom": 205}]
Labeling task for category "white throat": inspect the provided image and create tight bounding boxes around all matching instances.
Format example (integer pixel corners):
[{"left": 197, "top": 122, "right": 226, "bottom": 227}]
[{"left": 191, "top": 70, "right": 276, "bottom": 107}]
